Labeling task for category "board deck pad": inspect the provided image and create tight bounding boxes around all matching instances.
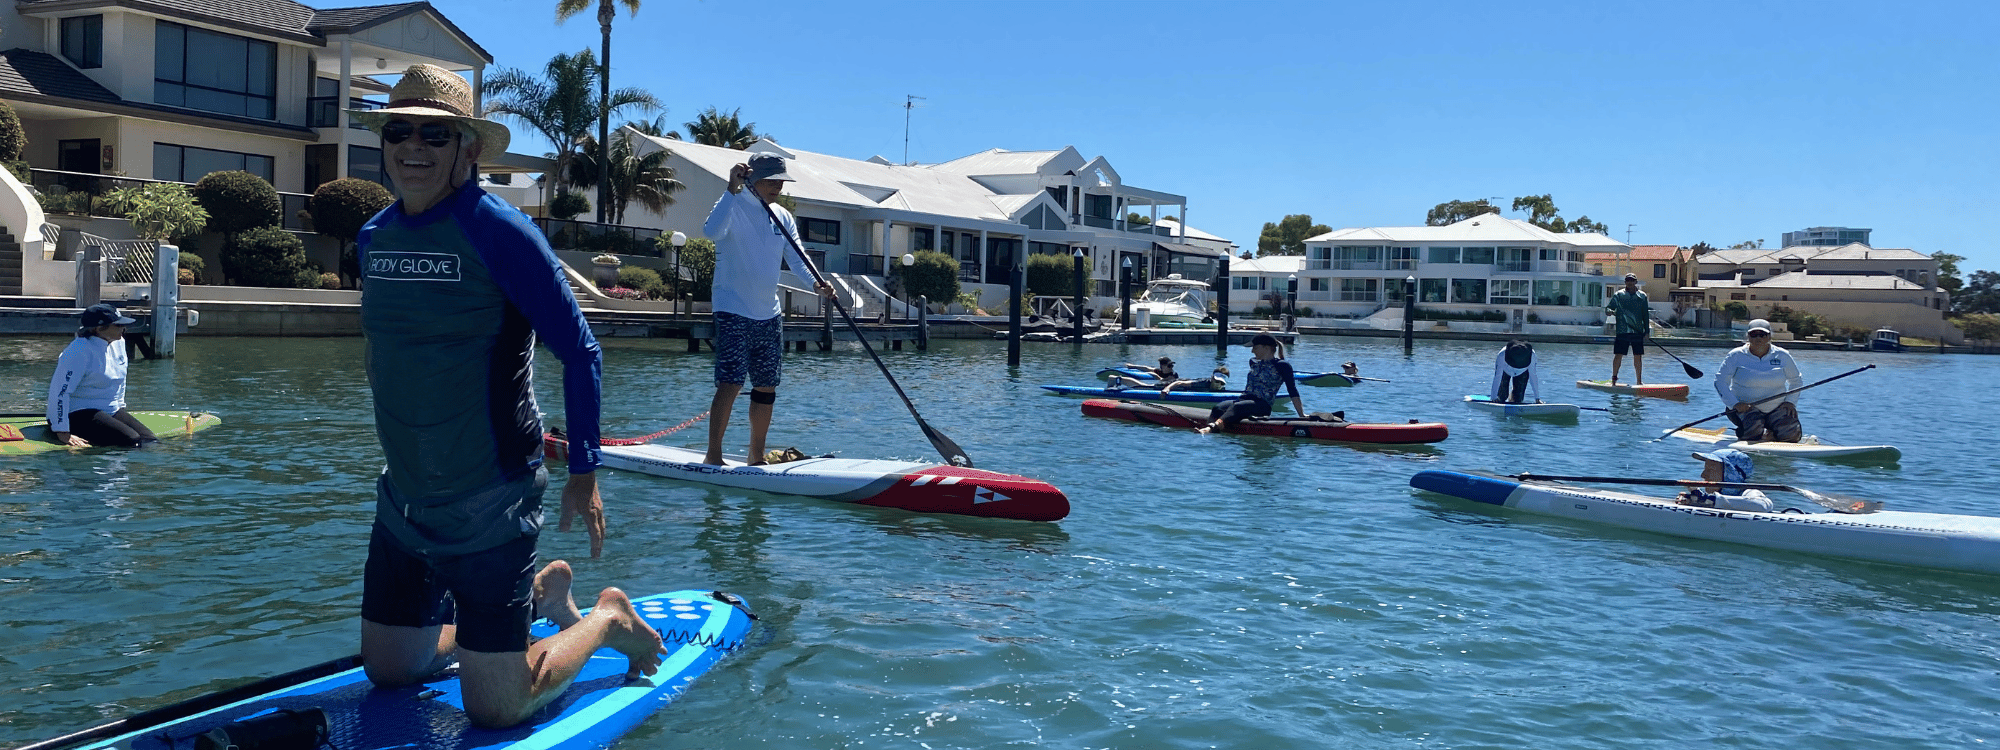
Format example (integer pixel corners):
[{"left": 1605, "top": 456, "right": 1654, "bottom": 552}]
[
  {"left": 1, "top": 411, "right": 220, "bottom": 454},
  {"left": 1462, "top": 395, "right": 1581, "bottom": 419},
  {"left": 69, "top": 590, "right": 754, "bottom": 750}
]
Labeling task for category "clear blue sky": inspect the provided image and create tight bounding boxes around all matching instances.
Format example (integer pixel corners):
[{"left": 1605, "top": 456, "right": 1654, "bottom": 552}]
[{"left": 443, "top": 0, "right": 2000, "bottom": 275}]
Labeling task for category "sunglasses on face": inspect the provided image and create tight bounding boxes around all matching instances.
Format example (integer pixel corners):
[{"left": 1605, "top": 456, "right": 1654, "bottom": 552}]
[
  {"left": 1748, "top": 331, "right": 1770, "bottom": 337},
  {"left": 382, "top": 120, "right": 459, "bottom": 147}
]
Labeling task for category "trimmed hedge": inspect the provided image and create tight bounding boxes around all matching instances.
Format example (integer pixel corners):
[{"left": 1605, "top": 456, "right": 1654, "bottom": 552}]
[
  {"left": 194, "top": 170, "right": 281, "bottom": 235},
  {"left": 222, "top": 226, "right": 315, "bottom": 288}
]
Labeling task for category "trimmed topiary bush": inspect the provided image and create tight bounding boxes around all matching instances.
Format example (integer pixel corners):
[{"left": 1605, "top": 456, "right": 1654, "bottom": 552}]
[
  {"left": 309, "top": 178, "right": 394, "bottom": 286},
  {"left": 177, "top": 251, "right": 206, "bottom": 284},
  {"left": 0, "top": 100, "right": 25, "bottom": 162},
  {"left": 222, "top": 226, "right": 314, "bottom": 287},
  {"left": 1024, "top": 252, "right": 1079, "bottom": 298},
  {"left": 893, "top": 250, "right": 960, "bottom": 308},
  {"left": 193, "top": 170, "right": 282, "bottom": 236},
  {"left": 616, "top": 265, "right": 669, "bottom": 300},
  {"left": 548, "top": 191, "right": 589, "bottom": 221}
]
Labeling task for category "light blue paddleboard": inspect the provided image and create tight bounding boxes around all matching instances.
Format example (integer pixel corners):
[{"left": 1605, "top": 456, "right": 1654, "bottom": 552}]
[
  {"left": 1462, "top": 395, "right": 1581, "bottom": 419},
  {"left": 62, "top": 590, "right": 755, "bottom": 750}
]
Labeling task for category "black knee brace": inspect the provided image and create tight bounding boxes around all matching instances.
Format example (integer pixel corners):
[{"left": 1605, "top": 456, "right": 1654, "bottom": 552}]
[{"left": 749, "top": 389, "right": 777, "bottom": 405}]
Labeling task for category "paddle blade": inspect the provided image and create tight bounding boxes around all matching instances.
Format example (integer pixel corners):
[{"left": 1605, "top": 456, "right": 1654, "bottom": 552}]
[
  {"left": 919, "top": 419, "right": 973, "bottom": 468},
  {"left": 1681, "top": 362, "right": 1705, "bottom": 379}
]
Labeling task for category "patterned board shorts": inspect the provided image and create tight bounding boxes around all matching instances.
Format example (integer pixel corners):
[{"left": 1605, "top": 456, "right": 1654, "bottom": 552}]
[{"left": 714, "top": 311, "right": 783, "bottom": 387}]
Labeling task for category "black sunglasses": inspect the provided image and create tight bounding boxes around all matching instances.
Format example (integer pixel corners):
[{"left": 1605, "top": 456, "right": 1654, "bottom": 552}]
[{"left": 382, "top": 120, "right": 459, "bottom": 147}]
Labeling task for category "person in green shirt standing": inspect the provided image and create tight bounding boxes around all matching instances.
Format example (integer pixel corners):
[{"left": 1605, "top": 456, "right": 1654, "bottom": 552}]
[{"left": 1606, "top": 272, "right": 1651, "bottom": 385}]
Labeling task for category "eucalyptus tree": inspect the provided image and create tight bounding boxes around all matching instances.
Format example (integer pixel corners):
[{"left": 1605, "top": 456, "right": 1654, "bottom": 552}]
[
  {"left": 666, "top": 106, "right": 768, "bottom": 150},
  {"left": 556, "top": 0, "right": 642, "bottom": 223},
  {"left": 569, "top": 127, "right": 685, "bottom": 225},
  {"left": 481, "top": 48, "right": 657, "bottom": 212}
]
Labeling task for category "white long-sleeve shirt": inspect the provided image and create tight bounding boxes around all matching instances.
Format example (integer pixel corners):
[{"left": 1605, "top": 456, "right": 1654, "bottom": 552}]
[
  {"left": 702, "top": 189, "right": 802, "bottom": 320},
  {"left": 1490, "top": 347, "right": 1541, "bottom": 403},
  {"left": 47, "top": 335, "right": 128, "bottom": 431},
  {"left": 1714, "top": 345, "right": 1804, "bottom": 413}
]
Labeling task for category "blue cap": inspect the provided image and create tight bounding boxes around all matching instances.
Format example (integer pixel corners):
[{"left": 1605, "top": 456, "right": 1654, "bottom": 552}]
[
  {"left": 747, "top": 152, "right": 793, "bottom": 182},
  {"left": 80, "top": 303, "right": 135, "bottom": 327},
  {"left": 1693, "top": 448, "right": 1754, "bottom": 484}
]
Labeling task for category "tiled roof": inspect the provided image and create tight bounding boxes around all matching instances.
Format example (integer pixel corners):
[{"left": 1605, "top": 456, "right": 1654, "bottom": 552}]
[
  {"left": 1628, "top": 244, "right": 1679, "bottom": 260},
  {"left": 19, "top": 1, "right": 486, "bottom": 60},
  {"left": 1751, "top": 272, "right": 1930, "bottom": 290},
  {"left": 1308, "top": 215, "right": 1629, "bottom": 249},
  {"left": 309, "top": 2, "right": 424, "bottom": 31},
  {"left": 0, "top": 49, "right": 121, "bottom": 103}
]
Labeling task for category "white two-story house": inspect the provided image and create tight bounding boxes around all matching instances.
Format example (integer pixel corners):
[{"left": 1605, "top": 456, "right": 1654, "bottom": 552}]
[{"left": 1299, "top": 214, "right": 1627, "bottom": 325}]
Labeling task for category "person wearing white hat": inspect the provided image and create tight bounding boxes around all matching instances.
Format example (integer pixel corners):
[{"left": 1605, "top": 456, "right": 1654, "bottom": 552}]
[
  {"left": 1714, "top": 318, "right": 1805, "bottom": 442},
  {"left": 347, "top": 64, "right": 663, "bottom": 729}
]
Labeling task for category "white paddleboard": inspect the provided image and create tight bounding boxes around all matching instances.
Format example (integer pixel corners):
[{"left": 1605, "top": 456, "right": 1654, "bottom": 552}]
[
  {"left": 1670, "top": 426, "right": 1901, "bottom": 459},
  {"left": 1463, "top": 395, "right": 1580, "bottom": 419}
]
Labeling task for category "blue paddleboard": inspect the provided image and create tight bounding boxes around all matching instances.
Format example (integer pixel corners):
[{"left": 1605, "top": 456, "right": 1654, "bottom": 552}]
[
  {"left": 1042, "top": 384, "right": 1244, "bottom": 404},
  {"left": 63, "top": 590, "right": 755, "bottom": 750}
]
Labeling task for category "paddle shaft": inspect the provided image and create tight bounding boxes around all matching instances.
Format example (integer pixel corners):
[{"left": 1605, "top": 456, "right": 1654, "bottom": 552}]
[
  {"left": 1650, "top": 364, "right": 1876, "bottom": 441},
  {"left": 13, "top": 654, "right": 364, "bottom": 750},
  {"left": 735, "top": 179, "right": 972, "bottom": 467}
]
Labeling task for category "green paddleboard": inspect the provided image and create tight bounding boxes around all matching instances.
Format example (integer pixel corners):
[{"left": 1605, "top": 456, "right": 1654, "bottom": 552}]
[{"left": 0, "top": 410, "right": 221, "bottom": 454}]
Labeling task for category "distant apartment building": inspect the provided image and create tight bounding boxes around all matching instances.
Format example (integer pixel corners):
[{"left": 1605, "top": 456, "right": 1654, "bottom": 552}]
[
  {"left": 1780, "top": 226, "right": 1871, "bottom": 248},
  {"left": 1693, "top": 242, "right": 1953, "bottom": 340},
  {"left": 623, "top": 133, "right": 1232, "bottom": 304},
  {"left": 1297, "top": 214, "right": 1627, "bottom": 325}
]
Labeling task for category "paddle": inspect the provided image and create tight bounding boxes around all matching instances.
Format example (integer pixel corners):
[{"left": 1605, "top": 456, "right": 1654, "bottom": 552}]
[
  {"left": 13, "top": 654, "right": 366, "bottom": 750},
  {"left": 1648, "top": 364, "right": 1876, "bottom": 443},
  {"left": 1350, "top": 376, "right": 1392, "bottom": 383},
  {"left": 1512, "top": 473, "right": 1881, "bottom": 514},
  {"left": 736, "top": 176, "right": 973, "bottom": 467},
  {"left": 1648, "top": 329, "right": 1705, "bottom": 379}
]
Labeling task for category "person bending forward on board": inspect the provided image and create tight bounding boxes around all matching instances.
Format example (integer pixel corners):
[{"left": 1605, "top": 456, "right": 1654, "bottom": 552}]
[
  {"left": 1489, "top": 339, "right": 1542, "bottom": 404},
  {"left": 1606, "top": 273, "right": 1650, "bottom": 385},
  {"left": 1198, "top": 334, "right": 1304, "bottom": 433},
  {"left": 1109, "top": 356, "right": 1179, "bottom": 389},
  {"left": 1161, "top": 365, "right": 1229, "bottom": 394},
  {"left": 1714, "top": 318, "right": 1806, "bottom": 443},
  {"left": 350, "top": 65, "right": 662, "bottom": 729},
  {"left": 1677, "top": 448, "right": 1776, "bottom": 512},
  {"left": 46, "top": 303, "right": 157, "bottom": 448},
  {"left": 701, "top": 152, "right": 832, "bottom": 466}
]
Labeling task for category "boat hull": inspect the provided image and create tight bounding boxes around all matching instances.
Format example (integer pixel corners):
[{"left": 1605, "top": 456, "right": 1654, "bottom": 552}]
[{"left": 1410, "top": 470, "right": 2000, "bottom": 576}]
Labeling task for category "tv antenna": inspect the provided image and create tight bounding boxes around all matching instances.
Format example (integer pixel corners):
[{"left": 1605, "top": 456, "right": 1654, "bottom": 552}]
[
  {"left": 903, "top": 95, "right": 927, "bottom": 165},
  {"left": 1626, "top": 224, "right": 1637, "bottom": 244}
]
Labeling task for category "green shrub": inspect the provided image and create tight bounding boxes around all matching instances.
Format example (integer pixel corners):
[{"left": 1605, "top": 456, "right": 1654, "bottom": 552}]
[
  {"left": 103, "top": 183, "right": 209, "bottom": 243},
  {"left": 678, "top": 237, "right": 715, "bottom": 302},
  {"left": 177, "top": 251, "right": 206, "bottom": 284},
  {"left": 1955, "top": 313, "right": 2000, "bottom": 342},
  {"left": 222, "top": 226, "right": 313, "bottom": 287},
  {"left": 894, "top": 250, "right": 960, "bottom": 307},
  {"left": 1024, "top": 252, "right": 1080, "bottom": 298},
  {"left": 318, "top": 272, "right": 341, "bottom": 290},
  {"left": 309, "top": 178, "right": 393, "bottom": 283},
  {"left": 616, "top": 265, "right": 671, "bottom": 299},
  {"left": 5, "top": 160, "right": 28, "bottom": 183},
  {"left": 548, "top": 192, "right": 589, "bottom": 221},
  {"left": 193, "top": 171, "right": 281, "bottom": 235},
  {"left": 0, "top": 100, "right": 24, "bottom": 162},
  {"left": 1720, "top": 301, "right": 1749, "bottom": 320}
]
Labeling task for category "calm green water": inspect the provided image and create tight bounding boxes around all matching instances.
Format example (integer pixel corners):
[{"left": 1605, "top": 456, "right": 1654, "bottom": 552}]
[{"left": 3, "top": 334, "right": 1998, "bottom": 749}]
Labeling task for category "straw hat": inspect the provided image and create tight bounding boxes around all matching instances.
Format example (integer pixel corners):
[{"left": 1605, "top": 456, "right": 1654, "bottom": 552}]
[{"left": 350, "top": 64, "right": 510, "bottom": 154}]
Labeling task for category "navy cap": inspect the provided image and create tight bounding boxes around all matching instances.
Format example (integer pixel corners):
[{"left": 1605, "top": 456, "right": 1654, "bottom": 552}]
[
  {"left": 747, "top": 152, "right": 793, "bottom": 183},
  {"left": 81, "top": 303, "right": 135, "bottom": 327}
]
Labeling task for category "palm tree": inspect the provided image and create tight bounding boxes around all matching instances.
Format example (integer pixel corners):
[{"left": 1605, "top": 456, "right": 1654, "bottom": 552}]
[
  {"left": 569, "top": 126, "right": 685, "bottom": 225},
  {"left": 665, "top": 106, "right": 769, "bottom": 150},
  {"left": 556, "top": 0, "right": 641, "bottom": 224},
  {"left": 482, "top": 48, "right": 656, "bottom": 214}
]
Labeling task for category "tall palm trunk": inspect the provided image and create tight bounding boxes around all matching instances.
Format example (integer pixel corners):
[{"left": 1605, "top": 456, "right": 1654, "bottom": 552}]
[{"left": 596, "top": 0, "right": 612, "bottom": 224}]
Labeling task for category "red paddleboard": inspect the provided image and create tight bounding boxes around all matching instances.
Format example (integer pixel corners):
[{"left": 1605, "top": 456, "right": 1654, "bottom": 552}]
[
  {"left": 1080, "top": 399, "right": 1448, "bottom": 444},
  {"left": 545, "top": 435, "right": 1069, "bottom": 521}
]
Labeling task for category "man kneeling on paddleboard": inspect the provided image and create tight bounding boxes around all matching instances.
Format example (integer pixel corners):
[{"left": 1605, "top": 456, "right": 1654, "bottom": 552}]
[
  {"left": 1715, "top": 319, "right": 1806, "bottom": 443},
  {"left": 1677, "top": 449, "right": 1776, "bottom": 512},
  {"left": 350, "top": 66, "right": 665, "bottom": 729}
]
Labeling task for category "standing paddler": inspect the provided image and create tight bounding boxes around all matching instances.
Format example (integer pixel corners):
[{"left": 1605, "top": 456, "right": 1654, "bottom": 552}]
[{"left": 1606, "top": 272, "right": 1650, "bottom": 385}]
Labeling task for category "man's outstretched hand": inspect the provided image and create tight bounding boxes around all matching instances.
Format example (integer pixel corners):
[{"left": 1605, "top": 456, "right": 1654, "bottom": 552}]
[{"left": 559, "top": 471, "right": 605, "bottom": 558}]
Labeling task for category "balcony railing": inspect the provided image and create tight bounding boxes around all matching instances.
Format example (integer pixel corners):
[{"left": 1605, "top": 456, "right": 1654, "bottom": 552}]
[
  {"left": 534, "top": 218, "right": 664, "bottom": 257},
  {"left": 29, "top": 168, "right": 314, "bottom": 233},
  {"left": 307, "top": 96, "right": 382, "bottom": 129},
  {"left": 1494, "top": 260, "right": 1533, "bottom": 272}
]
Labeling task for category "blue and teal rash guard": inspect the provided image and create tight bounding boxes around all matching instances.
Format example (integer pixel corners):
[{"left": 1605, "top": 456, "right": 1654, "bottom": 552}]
[{"left": 358, "top": 182, "right": 602, "bottom": 506}]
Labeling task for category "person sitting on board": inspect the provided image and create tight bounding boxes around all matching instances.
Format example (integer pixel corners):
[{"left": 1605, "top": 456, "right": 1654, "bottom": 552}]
[
  {"left": 1198, "top": 334, "right": 1304, "bottom": 434},
  {"left": 1715, "top": 319, "right": 1806, "bottom": 443},
  {"left": 1606, "top": 272, "right": 1650, "bottom": 385},
  {"left": 1677, "top": 448, "right": 1776, "bottom": 512},
  {"left": 1489, "top": 339, "right": 1543, "bottom": 405},
  {"left": 1108, "top": 356, "right": 1179, "bottom": 389},
  {"left": 700, "top": 152, "right": 834, "bottom": 466},
  {"left": 1341, "top": 361, "right": 1361, "bottom": 378},
  {"left": 1161, "top": 365, "right": 1230, "bottom": 393},
  {"left": 46, "top": 303, "right": 157, "bottom": 448},
  {"left": 348, "top": 65, "right": 663, "bottom": 729}
]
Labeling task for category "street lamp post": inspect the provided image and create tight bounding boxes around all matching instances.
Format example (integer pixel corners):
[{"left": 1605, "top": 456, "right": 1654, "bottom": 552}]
[
  {"left": 1120, "top": 256, "right": 1133, "bottom": 331},
  {"left": 1071, "top": 247, "right": 1086, "bottom": 342},
  {"left": 670, "top": 230, "right": 687, "bottom": 320}
]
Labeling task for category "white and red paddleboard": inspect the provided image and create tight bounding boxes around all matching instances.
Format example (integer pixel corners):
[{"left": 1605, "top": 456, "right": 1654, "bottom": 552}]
[{"left": 545, "top": 435, "right": 1068, "bottom": 521}]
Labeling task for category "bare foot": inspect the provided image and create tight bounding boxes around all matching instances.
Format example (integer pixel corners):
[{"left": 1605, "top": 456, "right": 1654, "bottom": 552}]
[
  {"left": 533, "top": 560, "right": 582, "bottom": 629},
  {"left": 700, "top": 452, "right": 725, "bottom": 466},
  {"left": 592, "top": 588, "right": 666, "bottom": 679}
]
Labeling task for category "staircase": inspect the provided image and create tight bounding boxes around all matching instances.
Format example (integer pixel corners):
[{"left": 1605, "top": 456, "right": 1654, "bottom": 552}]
[{"left": 0, "top": 224, "right": 21, "bottom": 296}]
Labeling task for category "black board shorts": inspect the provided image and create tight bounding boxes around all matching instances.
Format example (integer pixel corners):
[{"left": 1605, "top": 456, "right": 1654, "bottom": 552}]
[
  {"left": 362, "top": 520, "right": 536, "bottom": 654},
  {"left": 1614, "top": 332, "right": 1646, "bottom": 355}
]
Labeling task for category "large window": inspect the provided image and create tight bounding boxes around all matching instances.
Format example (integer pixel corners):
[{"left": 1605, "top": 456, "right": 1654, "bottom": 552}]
[
  {"left": 1653, "top": 263, "right": 1667, "bottom": 279},
  {"left": 1496, "top": 247, "right": 1532, "bottom": 272},
  {"left": 156, "top": 21, "right": 276, "bottom": 120},
  {"left": 1450, "top": 278, "right": 1487, "bottom": 304},
  {"left": 61, "top": 15, "right": 103, "bottom": 69},
  {"left": 1533, "top": 280, "right": 1574, "bottom": 306},
  {"left": 1307, "top": 245, "right": 1331, "bottom": 270},
  {"left": 153, "top": 142, "right": 274, "bottom": 184},
  {"left": 1488, "top": 279, "right": 1530, "bottom": 305},
  {"left": 912, "top": 227, "right": 934, "bottom": 251},
  {"left": 1388, "top": 246, "right": 1418, "bottom": 270},
  {"left": 348, "top": 145, "right": 386, "bottom": 187},
  {"left": 1339, "top": 278, "right": 1378, "bottom": 301},
  {"left": 1384, "top": 278, "right": 1408, "bottom": 303},
  {"left": 1428, "top": 247, "right": 1461, "bottom": 264},
  {"left": 1462, "top": 247, "right": 1496, "bottom": 265},
  {"left": 1419, "top": 278, "right": 1448, "bottom": 303},
  {"left": 802, "top": 217, "right": 840, "bottom": 245}
]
